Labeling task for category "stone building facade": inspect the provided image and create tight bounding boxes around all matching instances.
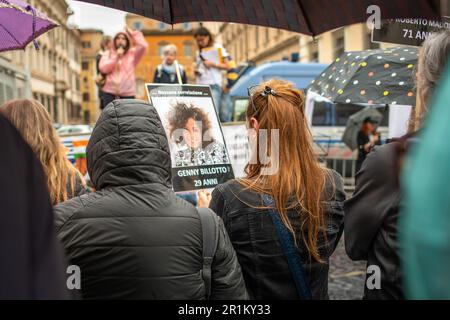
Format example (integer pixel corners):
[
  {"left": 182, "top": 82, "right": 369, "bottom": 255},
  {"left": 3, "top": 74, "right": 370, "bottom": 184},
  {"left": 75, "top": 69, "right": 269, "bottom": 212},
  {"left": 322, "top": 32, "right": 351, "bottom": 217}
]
[{"left": 0, "top": 0, "right": 82, "bottom": 124}]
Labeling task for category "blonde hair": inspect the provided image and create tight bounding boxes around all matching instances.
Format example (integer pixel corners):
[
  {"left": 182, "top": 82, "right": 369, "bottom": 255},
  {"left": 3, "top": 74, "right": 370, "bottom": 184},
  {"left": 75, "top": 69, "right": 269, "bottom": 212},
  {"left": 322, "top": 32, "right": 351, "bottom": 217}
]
[
  {"left": 163, "top": 44, "right": 177, "bottom": 57},
  {"left": 0, "top": 99, "right": 85, "bottom": 205},
  {"left": 242, "top": 79, "right": 332, "bottom": 262}
]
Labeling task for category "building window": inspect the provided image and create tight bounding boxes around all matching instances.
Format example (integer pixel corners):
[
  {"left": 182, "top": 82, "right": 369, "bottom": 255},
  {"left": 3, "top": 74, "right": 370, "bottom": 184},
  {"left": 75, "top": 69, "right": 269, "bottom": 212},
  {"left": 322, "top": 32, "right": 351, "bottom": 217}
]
[
  {"left": 240, "top": 37, "right": 244, "bottom": 61},
  {"left": 159, "top": 22, "right": 167, "bottom": 30},
  {"left": 46, "top": 96, "right": 52, "bottom": 114},
  {"left": 83, "top": 93, "right": 90, "bottom": 102},
  {"left": 184, "top": 41, "right": 193, "bottom": 56},
  {"left": 74, "top": 47, "right": 79, "bottom": 61},
  {"left": 82, "top": 61, "right": 89, "bottom": 70},
  {"left": 133, "top": 21, "right": 142, "bottom": 31},
  {"left": 333, "top": 29, "right": 345, "bottom": 59},
  {"left": 158, "top": 41, "right": 169, "bottom": 56},
  {"left": 81, "top": 41, "right": 91, "bottom": 49},
  {"left": 182, "top": 22, "right": 190, "bottom": 30},
  {"left": 309, "top": 41, "right": 319, "bottom": 62}
]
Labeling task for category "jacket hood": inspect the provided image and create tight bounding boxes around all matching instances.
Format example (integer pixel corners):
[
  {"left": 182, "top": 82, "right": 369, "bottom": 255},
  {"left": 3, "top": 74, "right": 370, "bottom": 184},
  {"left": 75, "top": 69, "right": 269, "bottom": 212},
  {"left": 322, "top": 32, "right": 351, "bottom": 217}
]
[{"left": 87, "top": 100, "right": 172, "bottom": 190}]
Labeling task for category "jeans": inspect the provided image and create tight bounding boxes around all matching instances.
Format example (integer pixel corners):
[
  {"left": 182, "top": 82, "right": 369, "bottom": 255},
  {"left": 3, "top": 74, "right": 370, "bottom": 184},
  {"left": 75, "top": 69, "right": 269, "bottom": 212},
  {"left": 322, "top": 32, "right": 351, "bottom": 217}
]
[
  {"left": 209, "top": 84, "right": 222, "bottom": 117},
  {"left": 177, "top": 192, "right": 197, "bottom": 206},
  {"left": 101, "top": 92, "right": 135, "bottom": 110}
]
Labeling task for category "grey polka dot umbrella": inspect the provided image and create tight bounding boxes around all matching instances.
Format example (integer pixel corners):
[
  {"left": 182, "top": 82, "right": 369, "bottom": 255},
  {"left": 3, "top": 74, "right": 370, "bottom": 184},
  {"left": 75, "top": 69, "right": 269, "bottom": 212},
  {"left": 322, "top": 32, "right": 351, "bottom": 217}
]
[{"left": 307, "top": 47, "right": 419, "bottom": 106}]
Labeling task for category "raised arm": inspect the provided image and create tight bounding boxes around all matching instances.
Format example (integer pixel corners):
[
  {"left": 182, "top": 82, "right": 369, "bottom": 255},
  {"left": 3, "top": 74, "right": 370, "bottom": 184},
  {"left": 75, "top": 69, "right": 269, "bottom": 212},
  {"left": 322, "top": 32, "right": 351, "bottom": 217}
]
[{"left": 129, "top": 30, "right": 148, "bottom": 66}]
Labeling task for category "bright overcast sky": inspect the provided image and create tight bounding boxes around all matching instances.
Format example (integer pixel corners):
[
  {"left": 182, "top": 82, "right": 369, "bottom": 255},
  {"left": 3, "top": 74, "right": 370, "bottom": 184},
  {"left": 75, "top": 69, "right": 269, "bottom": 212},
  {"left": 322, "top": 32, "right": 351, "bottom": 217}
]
[{"left": 67, "top": 0, "right": 127, "bottom": 36}]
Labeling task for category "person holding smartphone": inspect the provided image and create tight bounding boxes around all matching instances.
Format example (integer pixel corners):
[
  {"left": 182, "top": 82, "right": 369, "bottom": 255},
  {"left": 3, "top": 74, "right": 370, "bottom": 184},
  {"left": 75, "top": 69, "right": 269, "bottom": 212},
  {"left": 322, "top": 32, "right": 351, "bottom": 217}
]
[{"left": 194, "top": 27, "right": 230, "bottom": 118}]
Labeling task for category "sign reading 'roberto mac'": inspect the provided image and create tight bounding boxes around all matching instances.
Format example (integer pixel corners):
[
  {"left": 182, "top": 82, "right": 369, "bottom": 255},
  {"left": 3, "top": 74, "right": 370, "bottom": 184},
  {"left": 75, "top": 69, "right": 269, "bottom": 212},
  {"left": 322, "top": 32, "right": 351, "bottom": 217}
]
[{"left": 372, "top": 17, "right": 450, "bottom": 47}]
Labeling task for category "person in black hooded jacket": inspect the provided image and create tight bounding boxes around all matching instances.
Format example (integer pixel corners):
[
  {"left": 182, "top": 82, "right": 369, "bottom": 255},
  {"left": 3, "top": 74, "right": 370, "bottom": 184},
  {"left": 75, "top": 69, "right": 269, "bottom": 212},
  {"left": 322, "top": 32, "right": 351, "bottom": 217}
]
[
  {"left": 53, "top": 99, "right": 248, "bottom": 300},
  {"left": 0, "top": 115, "right": 69, "bottom": 300}
]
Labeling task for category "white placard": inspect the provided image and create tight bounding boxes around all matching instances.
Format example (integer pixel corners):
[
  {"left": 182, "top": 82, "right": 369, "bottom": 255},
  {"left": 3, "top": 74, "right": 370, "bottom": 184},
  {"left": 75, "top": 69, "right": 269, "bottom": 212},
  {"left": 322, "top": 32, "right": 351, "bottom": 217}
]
[{"left": 389, "top": 105, "right": 413, "bottom": 139}]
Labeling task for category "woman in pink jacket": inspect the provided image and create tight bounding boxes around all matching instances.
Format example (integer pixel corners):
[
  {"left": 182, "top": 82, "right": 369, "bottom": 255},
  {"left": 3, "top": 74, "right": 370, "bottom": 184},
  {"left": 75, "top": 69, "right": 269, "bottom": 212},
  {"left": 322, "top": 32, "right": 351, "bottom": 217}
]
[{"left": 99, "top": 27, "right": 148, "bottom": 109}]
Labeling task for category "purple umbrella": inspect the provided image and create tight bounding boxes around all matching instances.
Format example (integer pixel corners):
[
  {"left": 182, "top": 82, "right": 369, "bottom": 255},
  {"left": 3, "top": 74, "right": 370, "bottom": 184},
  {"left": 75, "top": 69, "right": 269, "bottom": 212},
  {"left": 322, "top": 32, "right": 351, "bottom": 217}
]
[{"left": 0, "top": 0, "right": 58, "bottom": 52}]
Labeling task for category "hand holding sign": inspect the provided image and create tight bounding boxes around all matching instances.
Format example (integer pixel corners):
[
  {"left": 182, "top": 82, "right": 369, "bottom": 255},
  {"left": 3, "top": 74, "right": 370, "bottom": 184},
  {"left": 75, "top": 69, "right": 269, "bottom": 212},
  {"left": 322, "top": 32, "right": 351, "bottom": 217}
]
[{"left": 197, "top": 190, "right": 212, "bottom": 208}]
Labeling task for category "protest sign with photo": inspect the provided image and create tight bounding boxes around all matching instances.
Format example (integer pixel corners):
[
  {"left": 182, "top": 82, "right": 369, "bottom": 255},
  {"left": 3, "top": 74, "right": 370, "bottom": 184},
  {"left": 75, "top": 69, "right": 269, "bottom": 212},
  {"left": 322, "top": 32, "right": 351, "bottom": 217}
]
[
  {"left": 372, "top": 17, "right": 450, "bottom": 47},
  {"left": 146, "top": 84, "right": 235, "bottom": 192}
]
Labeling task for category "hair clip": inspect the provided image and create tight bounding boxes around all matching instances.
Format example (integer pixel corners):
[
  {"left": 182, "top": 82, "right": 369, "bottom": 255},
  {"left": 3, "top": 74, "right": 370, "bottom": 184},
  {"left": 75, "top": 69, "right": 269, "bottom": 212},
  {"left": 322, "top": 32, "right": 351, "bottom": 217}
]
[{"left": 262, "top": 86, "right": 277, "bottom": 97}]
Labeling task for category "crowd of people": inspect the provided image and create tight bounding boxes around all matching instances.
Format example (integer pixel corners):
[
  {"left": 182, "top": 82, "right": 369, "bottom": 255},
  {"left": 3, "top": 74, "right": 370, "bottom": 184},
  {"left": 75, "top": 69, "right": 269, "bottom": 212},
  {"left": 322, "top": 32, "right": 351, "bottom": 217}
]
[
  {"left": 1, "top": 28, "right": 450, "bottom": 300},
  {"left": 95, "top": 25, "right": 236, "bottom": 122}
]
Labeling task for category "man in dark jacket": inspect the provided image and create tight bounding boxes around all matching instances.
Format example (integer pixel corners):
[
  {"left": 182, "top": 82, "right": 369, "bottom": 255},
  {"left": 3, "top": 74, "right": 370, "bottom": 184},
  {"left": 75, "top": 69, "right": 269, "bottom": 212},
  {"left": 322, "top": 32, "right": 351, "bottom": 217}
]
[
  {"left": 344, "top": 143, "right": 404, "bottom": 300},
  {"left": 153, "top": 44, "right": 188, "bottom": 84},
  {"left": 153, "top": 63, "right": 188, "bottom": 84},
  {"left": 54, "top": 100, "right": 248, "bottom": 300}
]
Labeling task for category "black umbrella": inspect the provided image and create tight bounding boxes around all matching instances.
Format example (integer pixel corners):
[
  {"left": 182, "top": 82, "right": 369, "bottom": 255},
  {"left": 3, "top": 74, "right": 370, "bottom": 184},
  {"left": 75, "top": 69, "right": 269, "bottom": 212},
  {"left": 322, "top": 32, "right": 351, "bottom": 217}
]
[
  {"left": 76, "top": 0, "right": 440, "bottom": 36},
  {"left": 307, "top": 47, "right": 419, "bottom": 106}
]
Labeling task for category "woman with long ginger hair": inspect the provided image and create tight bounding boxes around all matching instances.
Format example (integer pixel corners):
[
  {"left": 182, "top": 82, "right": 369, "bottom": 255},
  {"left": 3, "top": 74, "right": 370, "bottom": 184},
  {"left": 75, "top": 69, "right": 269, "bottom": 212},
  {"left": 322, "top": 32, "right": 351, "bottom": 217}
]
[
  {"left": 0, "top": 99, "right": 86, "bottom": 205},
  {"left": 204, "top": 79, "right": 346, "bottom": 300}
]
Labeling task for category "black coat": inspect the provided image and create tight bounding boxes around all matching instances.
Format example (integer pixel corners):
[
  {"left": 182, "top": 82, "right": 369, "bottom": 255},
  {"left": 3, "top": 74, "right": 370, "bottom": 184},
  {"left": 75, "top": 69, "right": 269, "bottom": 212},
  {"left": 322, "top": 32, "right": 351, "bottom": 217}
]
[
  {"left": 153, "top": 64, "right": 188, "bottom": 84},
  {"left": 209, "top": 170, "right": 346, "bottom": 300},
  {"left": 345, "top": 143, "right": 404, "bottom": 300},
  {"left": 0, "top": 115, "right": 69, "bottom": 299},
  {"left": 54, "top": 100, "right": 248, "bottom": 300}
]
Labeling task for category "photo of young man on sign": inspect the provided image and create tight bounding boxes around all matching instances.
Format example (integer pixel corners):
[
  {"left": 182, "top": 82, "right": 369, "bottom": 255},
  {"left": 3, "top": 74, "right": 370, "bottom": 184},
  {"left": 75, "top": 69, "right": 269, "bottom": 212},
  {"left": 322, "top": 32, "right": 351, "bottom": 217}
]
[{"left": 146, "top": 84, "right": 234, "bottom": 192}]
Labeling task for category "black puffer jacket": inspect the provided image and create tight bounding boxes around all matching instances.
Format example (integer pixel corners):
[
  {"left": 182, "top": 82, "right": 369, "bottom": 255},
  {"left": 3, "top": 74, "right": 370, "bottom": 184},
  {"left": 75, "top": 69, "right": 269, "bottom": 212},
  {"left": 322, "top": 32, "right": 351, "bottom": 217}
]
[
  {"left": 209, "top": 170, "right": 346, "bottom": 300},
  {"left": 54, "top": 100, "right": 248, "bottom": 300}
]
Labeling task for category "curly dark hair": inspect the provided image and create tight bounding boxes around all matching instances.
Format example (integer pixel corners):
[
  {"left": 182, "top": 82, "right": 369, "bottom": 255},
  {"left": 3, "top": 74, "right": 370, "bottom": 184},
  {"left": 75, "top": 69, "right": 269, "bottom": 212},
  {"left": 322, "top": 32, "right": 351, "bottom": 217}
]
[{"left": 167, "top": 101, "right": 214, "bottom": 148}]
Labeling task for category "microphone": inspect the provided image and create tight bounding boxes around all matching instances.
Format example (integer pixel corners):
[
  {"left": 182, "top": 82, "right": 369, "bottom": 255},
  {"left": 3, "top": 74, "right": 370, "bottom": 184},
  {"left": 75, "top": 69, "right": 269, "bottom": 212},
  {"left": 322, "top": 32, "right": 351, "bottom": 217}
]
[{"left": 117, "top": 44, "right": 125, "bottom": 56}]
